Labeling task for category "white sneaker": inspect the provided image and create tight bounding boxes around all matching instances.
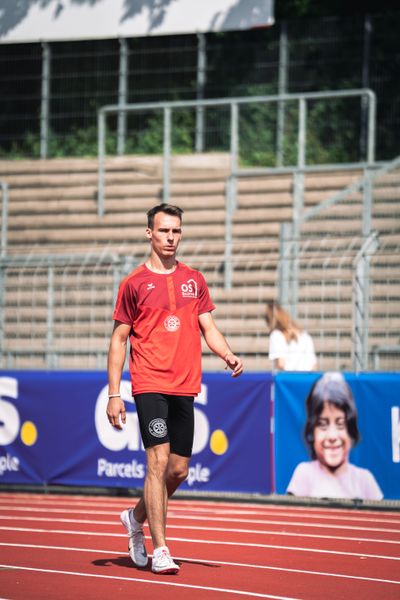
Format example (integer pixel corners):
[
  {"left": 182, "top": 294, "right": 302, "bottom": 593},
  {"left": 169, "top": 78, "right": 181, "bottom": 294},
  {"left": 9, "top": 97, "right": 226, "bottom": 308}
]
[
  {"left": 120, "top": 509, "right": 148, "bottom": 568},
  {"left": 151, "top": 546, "right": 180, "bottom": 575}
]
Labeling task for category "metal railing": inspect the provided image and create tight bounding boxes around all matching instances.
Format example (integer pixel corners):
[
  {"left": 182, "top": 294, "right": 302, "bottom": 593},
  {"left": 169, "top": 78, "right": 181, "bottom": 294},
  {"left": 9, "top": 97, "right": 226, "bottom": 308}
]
[
  {"left": 0, "top": 252, "right": 126, "bottom": 370},
  {"left": 98, "top": 89, "right": 377, "bottom": 291},
  {"left": 97, "top": 88, "right": 376, "bottom": 213},
  {"left": 1, "top": 239, "right": 398, "bottom": 372},
  {"left": 352, "top": 231, "right": 380, "bottom": 371},
  {"left": 1, "top": 182, "right": 9, "bottom": 258},
  {"left": 278, "top": 153, "right": 400, "bottom": 371}
]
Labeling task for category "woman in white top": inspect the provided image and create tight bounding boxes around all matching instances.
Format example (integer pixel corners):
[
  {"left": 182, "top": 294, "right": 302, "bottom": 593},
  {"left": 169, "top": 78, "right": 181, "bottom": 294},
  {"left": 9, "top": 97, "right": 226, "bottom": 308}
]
[{"left": 265, "top": 301, "right": 317, "bottom": 371}]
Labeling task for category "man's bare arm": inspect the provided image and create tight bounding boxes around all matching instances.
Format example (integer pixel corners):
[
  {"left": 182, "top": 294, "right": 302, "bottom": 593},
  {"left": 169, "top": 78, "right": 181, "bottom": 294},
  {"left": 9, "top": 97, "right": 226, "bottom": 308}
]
[
  {"left": 198, "top": 312, "right": 243, "bottom": 377},
  {"left": 106, "top": 321, "right": 131, "bottom": 428}
]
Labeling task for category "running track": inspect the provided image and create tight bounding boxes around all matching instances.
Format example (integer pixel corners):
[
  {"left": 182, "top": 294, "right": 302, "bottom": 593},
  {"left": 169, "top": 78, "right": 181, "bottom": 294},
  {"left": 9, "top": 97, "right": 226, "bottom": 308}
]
[{"left": 0, "top": 492, "right": 399, "bottom": 599}]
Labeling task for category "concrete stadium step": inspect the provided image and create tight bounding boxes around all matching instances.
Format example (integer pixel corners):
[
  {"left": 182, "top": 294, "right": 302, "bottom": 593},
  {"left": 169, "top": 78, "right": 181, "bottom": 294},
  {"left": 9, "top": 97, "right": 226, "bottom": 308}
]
[
  {"left": 4, "top": 306, "right": 112, "bottom": 321},
  {"left": 6, "top": 221, "right": 281, "bottom": 245},
  {"left": 299, "top": 218, "right": 400, "bottom": 235},
  {"left": 237, "top": 175, "right": 292, "bottom": 194},
  {"left": 4, "top": 284, "right": 275, "bottom": 306},
  {"left": 0, "top": 351, "right": 354, "bottom": 372},
  {"left": 7, "top": 305, "right": 397, "bottom": 329},
  {"left": 7, "top": 208, "right": 227, "bottom": 230},
  {"left": 104, "top": 179, "right": 226, "bottom": 198},
  {"left": 204, "top": 354, "right": 349, "bottom": 372},
  {"left": 2, "top": 168, "right": 229, "bottom": 188},
  {"left": 307, "top": 201, "right": 400, "bottom": 219},
  {"left": 8, "top": 185, "right": 99, "bottom": 201},
  {"left": 232, "top": 222, "right": 280, "bottom": 237},
  {"left": 1, "top": 171, "right": 160, "bottom": 189},
  {"left": 304, "top": 170, "right": 362, "bottom": 190},
  {"left": 211, "top": 317, "right": 377, "bottom": 336},
  {"left": 8, "top": 318, "right": 354, "bottom": 338},
  {"left": 2, "top": 241, "right": 280, "bottom": 259},
  {"left": 234, "top": 207, "right": 293, "bottom": 222},
  {"left": 0, "top": 153, "right": 229, "bottom": 176},
  {"left": 201, "top": 335, "right": 353, "bottom": 355},
  {"left": 237, "top": 192, "right": 293, "bottom": 209},
  {"left": 3, "top": 303, "right": 267, "bottom": 324},
  {"left": 6, "top": 223, "right": 227, "bottom": 244},
  {"left": 6, "top": 194, "right": 227, "bottom": 215},
  {"left": 8, "top": 199, "right": 98, "bottom": 215},
  {"left": 294, "top": 232, "right": 400, "bottom": 254}
]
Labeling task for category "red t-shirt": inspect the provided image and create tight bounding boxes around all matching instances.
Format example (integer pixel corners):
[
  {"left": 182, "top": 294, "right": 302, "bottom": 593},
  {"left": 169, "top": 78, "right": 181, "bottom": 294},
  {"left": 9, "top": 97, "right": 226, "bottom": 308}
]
[{"left": 113, "top": 262, "right": 215, "bottom": 396}]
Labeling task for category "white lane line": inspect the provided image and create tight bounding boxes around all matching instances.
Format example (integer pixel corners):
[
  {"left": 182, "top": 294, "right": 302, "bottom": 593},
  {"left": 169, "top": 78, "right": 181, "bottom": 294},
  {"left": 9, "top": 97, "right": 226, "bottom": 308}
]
[
  {"left": 1, "top": 542, "right": 399, "bottom": 586},
  {"left": 0, "top": 563, "right": 300, "bottom": 599},
  {"left": 0, "top": 497, "right": 398, "bottom": 522},
  {"left": 0, "top": 526, "right": 399, "bottom": 561},
  {"left": 0, "top": 492, "right": 396, "bottom": 510},
  {"left": 0, "top": 515, "right": 399, "bottom": 546},
  {"left": 0, "top": 506, "right": 399, "bottom": 532},
  {"left": 169, "top": 514, "right": 400, "bottom": 534}
]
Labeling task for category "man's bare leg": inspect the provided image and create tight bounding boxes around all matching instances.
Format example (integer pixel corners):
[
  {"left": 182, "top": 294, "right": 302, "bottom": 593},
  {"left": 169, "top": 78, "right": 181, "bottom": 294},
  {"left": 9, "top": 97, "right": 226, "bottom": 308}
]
[
  {"left": 133, "top": 452, "right": 190, "bottom": 531},
  {"left": 142, "top": 443, "right": 170, "bottom": 548}
]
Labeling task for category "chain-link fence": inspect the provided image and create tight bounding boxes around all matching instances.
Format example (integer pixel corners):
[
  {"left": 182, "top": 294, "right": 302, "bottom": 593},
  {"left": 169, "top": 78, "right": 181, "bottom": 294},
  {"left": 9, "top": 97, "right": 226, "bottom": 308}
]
[
  {"left": 279, "top": 157, "right": 400, "bottom": 371},
  {"left": 0, "top": 229, "right": 399, "bottom": 372},
  {"left": 1, "top": 11, "right": 399, "bottom": 160}
]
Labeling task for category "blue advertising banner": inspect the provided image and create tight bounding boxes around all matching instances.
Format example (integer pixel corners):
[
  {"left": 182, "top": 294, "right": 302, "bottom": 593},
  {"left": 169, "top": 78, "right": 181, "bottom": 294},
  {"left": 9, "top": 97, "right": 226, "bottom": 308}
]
[
  {"left": 274, "top": 372, "right": 400, "bottom": 500},
  {"left": 0, "top": 371, "right": 273, "bottom": 494}
]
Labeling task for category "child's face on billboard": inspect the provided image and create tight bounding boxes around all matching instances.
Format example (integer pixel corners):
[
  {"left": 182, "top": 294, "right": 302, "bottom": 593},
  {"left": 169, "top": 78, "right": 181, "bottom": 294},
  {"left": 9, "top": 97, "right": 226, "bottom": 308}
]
[{"left": 313, "top": 401, "right": 351, "bottom": 471}]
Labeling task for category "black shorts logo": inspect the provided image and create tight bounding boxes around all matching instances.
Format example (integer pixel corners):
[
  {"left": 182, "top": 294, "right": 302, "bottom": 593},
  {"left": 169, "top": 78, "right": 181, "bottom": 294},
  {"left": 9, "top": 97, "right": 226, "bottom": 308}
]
[{"left": 148, "top": 418, "right": 167, "bottom": 438}]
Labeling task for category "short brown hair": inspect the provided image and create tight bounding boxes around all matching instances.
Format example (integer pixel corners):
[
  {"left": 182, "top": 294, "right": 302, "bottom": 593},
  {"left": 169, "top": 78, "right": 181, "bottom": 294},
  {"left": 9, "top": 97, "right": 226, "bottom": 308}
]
[{"left": 146, "top": 204, "right": 184, "bottom": 229}]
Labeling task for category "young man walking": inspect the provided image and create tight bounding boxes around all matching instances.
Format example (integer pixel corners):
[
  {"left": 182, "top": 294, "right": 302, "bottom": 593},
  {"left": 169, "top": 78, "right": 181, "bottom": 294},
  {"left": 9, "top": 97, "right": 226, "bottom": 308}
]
[{"left": 106, "top": 204, "right": 243, "bottom": 574}]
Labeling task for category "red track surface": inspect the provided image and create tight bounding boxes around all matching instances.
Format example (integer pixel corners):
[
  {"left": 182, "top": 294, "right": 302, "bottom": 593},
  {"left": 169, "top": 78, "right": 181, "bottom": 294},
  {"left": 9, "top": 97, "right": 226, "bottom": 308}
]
[{"left": 0, "top": 492, "right": 399, "bottom": 599}]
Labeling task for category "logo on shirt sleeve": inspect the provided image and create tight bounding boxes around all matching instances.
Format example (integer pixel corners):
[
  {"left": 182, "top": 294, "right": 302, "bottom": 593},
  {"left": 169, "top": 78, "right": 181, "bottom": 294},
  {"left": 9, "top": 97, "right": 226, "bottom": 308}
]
[
  {"left": 181, "top": 278, "right": 197, "bottom": 298},
  {"left": 164, "top": 315, "right": 181, "bottom": 331}
]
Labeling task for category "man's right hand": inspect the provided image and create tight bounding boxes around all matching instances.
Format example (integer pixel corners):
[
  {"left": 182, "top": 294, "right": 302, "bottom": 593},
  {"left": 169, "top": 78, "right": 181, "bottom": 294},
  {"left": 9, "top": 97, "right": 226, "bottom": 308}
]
[{"left": 106, "top": 397, "right": 126, "bottom": 429}]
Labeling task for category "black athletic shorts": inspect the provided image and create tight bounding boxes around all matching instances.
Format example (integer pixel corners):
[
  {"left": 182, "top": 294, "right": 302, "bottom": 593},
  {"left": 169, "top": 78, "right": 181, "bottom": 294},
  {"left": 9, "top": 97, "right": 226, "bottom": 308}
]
[{"left": 134, "top": 392, "right": 194, "bottom": 457}]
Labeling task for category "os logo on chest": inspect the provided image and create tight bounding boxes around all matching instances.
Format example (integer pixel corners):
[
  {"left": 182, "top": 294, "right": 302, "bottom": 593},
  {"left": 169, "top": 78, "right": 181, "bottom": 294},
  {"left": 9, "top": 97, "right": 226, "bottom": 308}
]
[{"left": 181, "top": 279, "right": 197, "bottom": 298}]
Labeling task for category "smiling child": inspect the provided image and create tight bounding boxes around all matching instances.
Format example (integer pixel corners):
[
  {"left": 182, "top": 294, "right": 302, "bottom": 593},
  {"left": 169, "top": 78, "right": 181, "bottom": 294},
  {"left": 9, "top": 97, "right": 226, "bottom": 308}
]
[{"left": 287, "top": 372, "right": 383, "bottom": 500}]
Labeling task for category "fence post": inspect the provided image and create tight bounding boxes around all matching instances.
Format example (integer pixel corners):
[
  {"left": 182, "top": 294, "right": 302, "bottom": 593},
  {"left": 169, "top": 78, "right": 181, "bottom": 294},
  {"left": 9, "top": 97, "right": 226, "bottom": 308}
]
[
  {"left": 290, "top": 172, "right": 304, "bottom": 319},
  {"left": 162, "top": 107, "right": 172, "bottom": 204},
  {"left": 117, "top": 38, "right": 129, "bottom": 156},
  {"left": 0, "top": 184, "right": 8, "bottom": 360},
  {"left": 352, "top": 231, "right": 379, "bottom": 371},
  {"left": 297, "top": 97, "right": 306, "bottom": 169},
  {"left": 230, "top": 102, "right": 239, "bottom": 173},
  {"left": 1, "top": 182, "right": 9, "bottom": 258},
  {"left": 46, "top": 264, "right": 56, "bottom": 369},
  {"left": 367, "top": 90, "right": 376, "bottom": 166},
  {"left": 40, "top": 42, "right": 51, "bottom": 159},
  {"left": 223, "top": 103, "right": 239, "bottom": 290},
  {"left": 0, "top": 261, "right": 5, "bottom": 365},
  {"left": 360, "top": 14, "right": 372, "bottom": 160},
  {"left": 224, "top": 175, "right": 235, "bottom": 290},
  {"left": 362, "top": 167, "right": 373, "bottom": 237},
  {"left": 97, "top": 109, "right": 106, "bottom": 217},
  {"left": 276, "top": 21, "right": 288, "bottom": 167},
  {"left": 195, "top": 33, "right": 207, "bottom": 153},
  {"left": 112, "top": 262, "right": 121, "bottom": 303},
  {"left": 278, "top": 222, "right": 292, "bottom": 311}
]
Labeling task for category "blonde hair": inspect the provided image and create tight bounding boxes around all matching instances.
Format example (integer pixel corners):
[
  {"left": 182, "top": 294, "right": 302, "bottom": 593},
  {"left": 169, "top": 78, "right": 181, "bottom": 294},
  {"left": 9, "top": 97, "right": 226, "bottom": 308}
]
[{"left": 265, "top": 301, "right": 302, "bottom": 342}]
